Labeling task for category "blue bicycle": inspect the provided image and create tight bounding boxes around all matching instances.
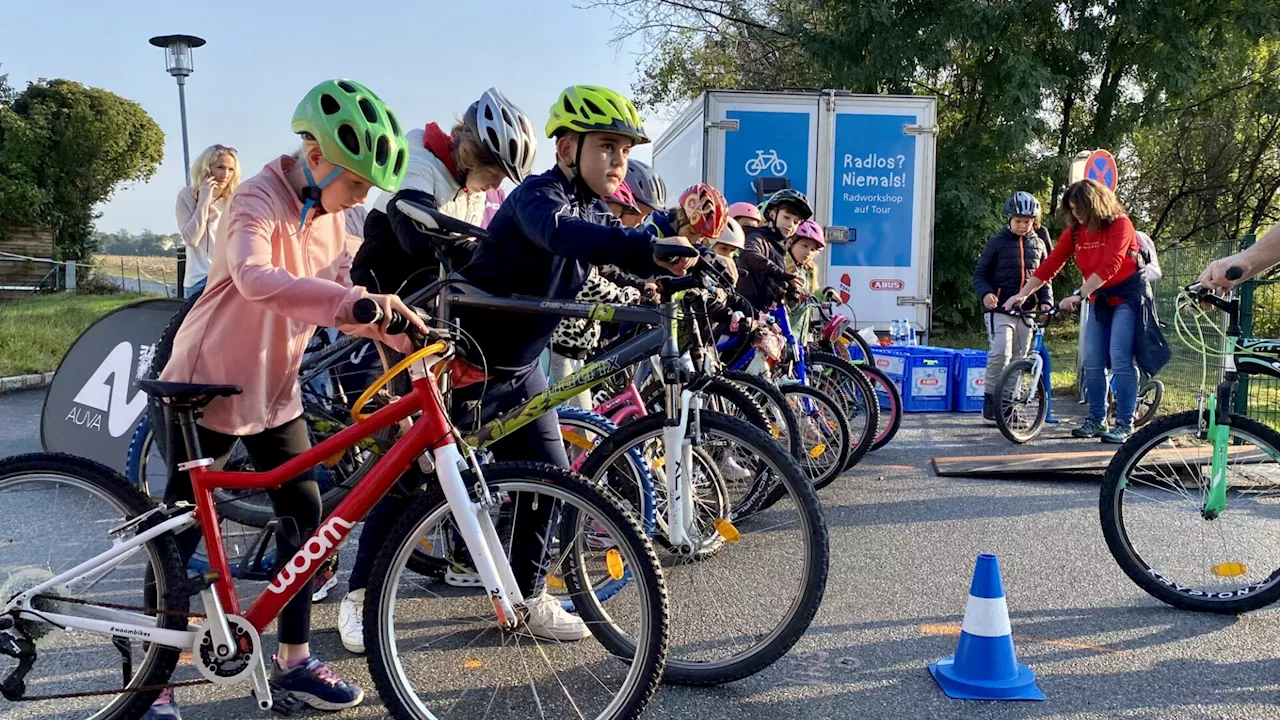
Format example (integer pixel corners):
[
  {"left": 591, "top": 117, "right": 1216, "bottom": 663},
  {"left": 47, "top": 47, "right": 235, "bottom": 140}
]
[{"left": 717, "top": 305, "right": 855, "bottom": 491}]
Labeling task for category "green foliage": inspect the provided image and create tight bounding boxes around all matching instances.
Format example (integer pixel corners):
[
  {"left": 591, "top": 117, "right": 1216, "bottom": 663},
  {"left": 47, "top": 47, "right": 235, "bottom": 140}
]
[
  {"left": 597, "top": 0, "right": 1280, "bottom": 328},
  {"left": 0, "top": 78, "right": 165, "bottom": 262},
  {"left": 95, "top": 228, "right": 181, "bottom": 256}
]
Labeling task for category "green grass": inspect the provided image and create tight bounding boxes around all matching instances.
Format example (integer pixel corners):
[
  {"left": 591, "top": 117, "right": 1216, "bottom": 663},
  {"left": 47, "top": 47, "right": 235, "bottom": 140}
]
[
  {"left": 0, "top": 292, "right": 147, "bottom": 376},
  {"left": 931, "top": 319, "right": 1082, "bottom": 397}
]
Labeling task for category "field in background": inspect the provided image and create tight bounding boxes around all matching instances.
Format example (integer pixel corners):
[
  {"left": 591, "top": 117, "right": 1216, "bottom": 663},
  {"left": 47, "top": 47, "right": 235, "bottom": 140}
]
[{"left": 0, "top": 292, "right": 146, "bottom": 376}]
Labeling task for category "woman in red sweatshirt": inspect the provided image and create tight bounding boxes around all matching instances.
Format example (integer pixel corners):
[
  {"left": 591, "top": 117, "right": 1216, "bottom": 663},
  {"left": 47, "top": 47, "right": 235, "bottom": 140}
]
[{"left": 1003, "top": 180, "right": 1141, "bottom": 443}]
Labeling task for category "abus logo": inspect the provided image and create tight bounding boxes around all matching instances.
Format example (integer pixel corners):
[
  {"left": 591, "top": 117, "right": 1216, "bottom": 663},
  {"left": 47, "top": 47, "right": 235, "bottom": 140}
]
[
  {"left": 869, "top": 279, "right": 904, "bottom": 291},
  {"left": 875, "top": 358, "right": 890, "bottom": 368},
  {"left": 974, "top": 378, "right": 985, "bottom": 386},
  {"left": 71, "top": 341, "right": 149, "bottom": 437},
  {"left": 919, "top": 377, "right": 940, "bottom": 387},
  {"left": 267, "top": 517, "right": 356, "bottom": 595}
]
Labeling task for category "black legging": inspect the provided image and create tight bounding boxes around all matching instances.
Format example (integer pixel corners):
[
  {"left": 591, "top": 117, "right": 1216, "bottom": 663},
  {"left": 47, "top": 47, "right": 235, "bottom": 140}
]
[
  {"left": 348, "top": 360, "right": 565, "bottom": 596},
  {"left": 164, "top": 415, "right": 321, "bottom": 645}
]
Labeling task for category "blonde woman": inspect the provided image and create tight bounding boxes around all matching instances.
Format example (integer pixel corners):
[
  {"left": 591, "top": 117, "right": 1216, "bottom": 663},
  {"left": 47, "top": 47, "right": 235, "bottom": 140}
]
[{"left": 176, "top": 145, "right": 240, "bottom": 297}]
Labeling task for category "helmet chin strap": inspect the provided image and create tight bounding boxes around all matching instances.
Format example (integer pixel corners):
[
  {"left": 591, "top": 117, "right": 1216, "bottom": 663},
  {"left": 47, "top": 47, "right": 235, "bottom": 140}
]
[
  {"left": 564, "top": 134, "right": 600, "bottom": 202},
  {"left": 297, "top": 162, "right": 346, "bottom": 232}
]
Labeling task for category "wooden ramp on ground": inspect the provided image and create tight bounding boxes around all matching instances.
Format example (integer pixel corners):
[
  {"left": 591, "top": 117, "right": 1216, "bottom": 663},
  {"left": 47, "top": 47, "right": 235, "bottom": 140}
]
[
  {"left": 933, "top": 445, "right": 1270, "bottom": 478},
  {"left": 932, "top": 449, "right": 1117, "bottom": 477}
]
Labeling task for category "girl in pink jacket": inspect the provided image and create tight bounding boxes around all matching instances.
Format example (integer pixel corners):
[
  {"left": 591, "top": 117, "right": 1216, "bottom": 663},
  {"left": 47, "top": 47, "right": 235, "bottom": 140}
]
[{"left": 149, "top": 79, "right": 420, "bottom": 719}]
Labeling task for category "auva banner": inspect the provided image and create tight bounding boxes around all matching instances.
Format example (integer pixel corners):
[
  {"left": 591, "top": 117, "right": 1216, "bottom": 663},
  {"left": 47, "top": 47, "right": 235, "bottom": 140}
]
[
  {"left": 829, "top": 114, "right": 917, "bottom": 268},
  {"left": 722, "top": 110, "right": 811, "bottom": 204},
  {"left": 42, "top": 299, "right": 183, "bottom": 473}
]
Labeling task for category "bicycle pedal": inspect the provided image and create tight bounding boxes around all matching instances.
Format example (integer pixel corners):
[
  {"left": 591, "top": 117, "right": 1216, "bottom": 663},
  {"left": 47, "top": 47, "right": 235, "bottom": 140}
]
[{"left": 257, "top": 682, "right": 307, "bottom": 716}]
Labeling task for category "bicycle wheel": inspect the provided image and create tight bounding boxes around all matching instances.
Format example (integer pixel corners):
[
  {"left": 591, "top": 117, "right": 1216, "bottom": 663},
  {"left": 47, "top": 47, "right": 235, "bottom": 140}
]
[
  {"left": 993, "top": 359, "right": 1047, "bottom": 444},
  {"left": 805, "top": 351, "right": 878, "bottom": 467},
  {"left": 721, "top": 370, "right": 802, "bottom": 458},
  {"left": 1133, "top": 379, "right": 1165, "bottom": 428},
  {"left": 365, "top": 462, "right": 668, "bottom": 720},
  {"left": 0, "top": 453, "right": 189, "bottom": 720},
  {"left": 857, "top": 364, "right": 903, "bottom": 451},
  {"left": 777, "top": 385, "right": 852, "bottom": 492},
  {"left": 576, "top": 412, "right": 828, "bottom": 685},
  {"left": 1100, "top": 411, "right": 1280, "bottom": 613}
]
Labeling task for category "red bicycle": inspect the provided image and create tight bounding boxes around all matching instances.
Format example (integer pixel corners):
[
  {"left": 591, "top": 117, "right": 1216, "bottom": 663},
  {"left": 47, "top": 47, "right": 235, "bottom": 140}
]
[{"left": 0, "top": 304, "right": 667, "bottom": 720}]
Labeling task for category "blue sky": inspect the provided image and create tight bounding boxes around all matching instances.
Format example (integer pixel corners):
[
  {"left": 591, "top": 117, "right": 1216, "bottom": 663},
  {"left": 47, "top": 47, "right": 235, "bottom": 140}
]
[{"left": 4, "top": 0, "right": 670, "bottom": 234}]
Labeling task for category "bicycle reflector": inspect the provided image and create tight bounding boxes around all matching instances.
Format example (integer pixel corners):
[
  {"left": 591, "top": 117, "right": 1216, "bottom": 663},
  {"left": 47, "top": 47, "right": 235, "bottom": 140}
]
[
  {"left": 1213, "top": 562, "right": 1248, "bottom": 577},
  {"left": 713, "top": 518, "right": 741, "bottom": 543},
  {"left": 606, "top": 549, "right": 625, "bottom": 580}
]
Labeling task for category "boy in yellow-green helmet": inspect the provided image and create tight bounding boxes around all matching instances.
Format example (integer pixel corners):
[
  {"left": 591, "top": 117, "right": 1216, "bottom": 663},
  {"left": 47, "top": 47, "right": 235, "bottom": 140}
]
[{"left": 427, "top": 85, "right": 699, "bottom": 641}]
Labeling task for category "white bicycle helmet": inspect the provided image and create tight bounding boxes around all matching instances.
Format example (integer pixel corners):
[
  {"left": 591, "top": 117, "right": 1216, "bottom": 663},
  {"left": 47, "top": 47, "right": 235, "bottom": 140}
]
[
  {"left": 626, "top": 159, "right": 667, "bottom": 210},
  {"left": 465, "top": 87, "right": 538, "bottom": 183},
  {"left": 717, "top": 217, "right": 746, "bottom": 250}
]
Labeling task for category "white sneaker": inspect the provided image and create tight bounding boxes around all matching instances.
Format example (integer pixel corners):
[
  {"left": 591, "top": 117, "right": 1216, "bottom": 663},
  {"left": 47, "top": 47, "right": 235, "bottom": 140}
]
[
  {"left": 338, "top": 590, "right": 365, "bottom": 654},
  {"left": 444, "top": 564, "right": 483, "bottom": 588},
  {"left": 519, "top": 591, "right": 591, "bottom": 642},
  {"left": 717, "top": 454, "right": 752, "bottom": 482}
]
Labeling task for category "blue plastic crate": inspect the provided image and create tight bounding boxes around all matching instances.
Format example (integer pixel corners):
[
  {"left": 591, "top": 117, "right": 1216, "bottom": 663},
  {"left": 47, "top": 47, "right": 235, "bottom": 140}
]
[
  {"left": 898, "top": 346, "right": 955, "bottom": 413},
  {"left": 865, "top": 346, "right": 905, "bottom": 411},
  {"left": 951, "top": 349, "right": 988, "bottom": 412}
]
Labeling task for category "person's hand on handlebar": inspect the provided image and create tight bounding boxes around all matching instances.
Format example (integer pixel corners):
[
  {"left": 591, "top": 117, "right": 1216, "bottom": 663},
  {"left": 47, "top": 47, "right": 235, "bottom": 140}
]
[
  {"left": 1000, "top": 293, "right": 1028, "bottom": 312},
  {"left": 1059, "top": 294, "right": 1082, "bottom": 313},
  {"left": 652, "top": 237, "right": 699, "bottom": 276},
  {"left": 356, "top": 292, "right": 428, "bottom": 334},
  {"left": 1038, "top": 302, "right": 1054, "bottom": 313},
  {"left": 1199, "top": 255, "right": 1253, "bottom": 291}
]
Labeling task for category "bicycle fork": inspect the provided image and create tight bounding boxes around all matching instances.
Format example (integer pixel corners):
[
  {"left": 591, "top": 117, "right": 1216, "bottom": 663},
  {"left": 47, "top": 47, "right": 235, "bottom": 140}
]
[{"left": 661, "top": 386, "right": 699, "bottom": 553}]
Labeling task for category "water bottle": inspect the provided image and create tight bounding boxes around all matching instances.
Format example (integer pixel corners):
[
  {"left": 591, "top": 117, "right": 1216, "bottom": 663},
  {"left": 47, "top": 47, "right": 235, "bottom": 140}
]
[
  {"left": 907, "top": 323, "right": 917, "bottom": 346},
  {"left": 891, "top": 319, "right": 902, "bottom": 344}
]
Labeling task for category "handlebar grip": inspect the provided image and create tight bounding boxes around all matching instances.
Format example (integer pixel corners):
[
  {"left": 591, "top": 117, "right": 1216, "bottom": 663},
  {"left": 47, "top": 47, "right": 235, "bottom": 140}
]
[
  {"left": 352, "top": 298, "right": 382, "bottom": 325},
  {"left": 1227, "top": 266, "right": 1244, "bottom": 281},
  {"left": 353, "top": 297, "right": 418, "bottom": 335},
  {"left": 651, "top": 238, "right": 700, "bottom": 262}
]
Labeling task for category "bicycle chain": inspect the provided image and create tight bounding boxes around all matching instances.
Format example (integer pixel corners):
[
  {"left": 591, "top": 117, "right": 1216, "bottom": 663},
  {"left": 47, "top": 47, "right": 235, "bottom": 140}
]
[{"left": 4, "top": 595, "right": 210, "bottom": 702}]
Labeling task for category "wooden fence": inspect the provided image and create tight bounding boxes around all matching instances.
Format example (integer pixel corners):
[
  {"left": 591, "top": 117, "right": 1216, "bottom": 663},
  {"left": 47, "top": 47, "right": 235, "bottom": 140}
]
[{"left": 0, "top": 227, "right": 57, "bottom": 299}]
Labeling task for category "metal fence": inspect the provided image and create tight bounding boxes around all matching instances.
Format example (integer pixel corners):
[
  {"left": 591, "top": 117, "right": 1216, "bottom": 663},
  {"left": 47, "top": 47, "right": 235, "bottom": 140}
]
[{"left": 1150, "top": 235, "right": 1280, "bottom": 428}]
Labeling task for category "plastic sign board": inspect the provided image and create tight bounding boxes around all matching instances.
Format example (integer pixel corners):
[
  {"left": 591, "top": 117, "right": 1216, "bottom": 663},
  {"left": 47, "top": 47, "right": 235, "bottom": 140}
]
[{"left": 721, "top": 110, "right": 811, "bottom": 204}]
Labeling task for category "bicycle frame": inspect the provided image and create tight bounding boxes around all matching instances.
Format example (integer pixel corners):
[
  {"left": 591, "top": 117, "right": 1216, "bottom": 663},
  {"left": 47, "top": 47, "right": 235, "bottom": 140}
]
[{"left": 5, "top": 355, "right": 523, "bottom": 705}]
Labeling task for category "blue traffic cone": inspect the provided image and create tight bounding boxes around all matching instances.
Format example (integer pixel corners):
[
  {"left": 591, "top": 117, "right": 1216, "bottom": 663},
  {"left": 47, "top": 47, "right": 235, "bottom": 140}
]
[{"left": 928, "top": 553, "right": 1045, "bottom": 701}]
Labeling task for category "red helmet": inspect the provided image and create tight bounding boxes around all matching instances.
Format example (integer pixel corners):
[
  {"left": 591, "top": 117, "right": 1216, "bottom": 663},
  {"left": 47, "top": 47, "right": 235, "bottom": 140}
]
[
  {"left": 793, "top": 219, "right": 826, "bottom": 248},
  {"left": 678, "top": 183, "right": 729, "bottom": 239},
  {"left": 605, "top": 181, "right": 640, "bottom": 215},
  {"left": 727, "top": 201, "right": 761, "bottom": 223}
]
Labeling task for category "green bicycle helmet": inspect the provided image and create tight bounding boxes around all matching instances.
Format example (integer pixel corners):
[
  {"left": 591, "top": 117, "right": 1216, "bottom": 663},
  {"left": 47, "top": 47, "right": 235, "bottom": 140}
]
[
  {"left": 545, "top": 85, "right": 649, "bottom": 144},
  {"left": 291, "top": 80, "right": 407, "bottom": 230}
]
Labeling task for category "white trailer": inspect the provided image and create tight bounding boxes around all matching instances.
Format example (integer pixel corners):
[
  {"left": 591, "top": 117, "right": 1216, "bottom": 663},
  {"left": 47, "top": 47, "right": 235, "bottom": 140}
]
[{"left": 652, "top": 89, "right": 939, "bottom": 337}]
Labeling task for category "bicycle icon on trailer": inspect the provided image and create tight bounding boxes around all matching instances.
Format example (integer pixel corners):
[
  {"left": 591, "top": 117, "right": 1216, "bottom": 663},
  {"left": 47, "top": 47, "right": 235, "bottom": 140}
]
[{"left": 745, "top": 149, "right": 788, "bottom": 177}]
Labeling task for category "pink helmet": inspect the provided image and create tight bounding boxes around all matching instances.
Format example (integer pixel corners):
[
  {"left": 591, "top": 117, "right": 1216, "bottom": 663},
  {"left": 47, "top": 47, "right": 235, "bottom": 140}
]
[
  {"left": 728, "top": 201, "right": 762, "bottom": 223},
  {"left": 793, "top": 219, "right": 826, "bottom": 248},
  {"left": 605, "top": 181, "right": 641, "bottom": 214}
]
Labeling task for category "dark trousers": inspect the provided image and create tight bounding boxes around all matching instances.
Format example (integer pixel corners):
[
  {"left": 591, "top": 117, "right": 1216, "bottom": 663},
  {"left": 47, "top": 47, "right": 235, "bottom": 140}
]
[{"left": 165, "top": 415, "right": 321, "bottom": 645}]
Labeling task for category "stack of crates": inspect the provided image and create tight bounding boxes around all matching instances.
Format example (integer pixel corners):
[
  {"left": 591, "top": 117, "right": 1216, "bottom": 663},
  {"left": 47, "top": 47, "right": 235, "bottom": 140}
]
[
  {"left": 870, "top": 346, "right": 955, "bottom": 412},
  {"left": 951, "top": 349, "right": 988, "bottom": 412}
]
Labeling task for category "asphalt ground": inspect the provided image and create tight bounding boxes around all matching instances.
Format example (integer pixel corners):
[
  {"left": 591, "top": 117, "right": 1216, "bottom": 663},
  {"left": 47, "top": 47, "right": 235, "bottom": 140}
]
[{"left": 2, "top": 390, "right": 1279, "bottom": 719}]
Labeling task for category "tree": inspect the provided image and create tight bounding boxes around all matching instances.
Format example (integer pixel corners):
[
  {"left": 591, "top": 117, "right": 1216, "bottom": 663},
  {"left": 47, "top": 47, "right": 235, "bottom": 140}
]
[{"left": 0, "top": 78, "right": 165, "bottom": 262}]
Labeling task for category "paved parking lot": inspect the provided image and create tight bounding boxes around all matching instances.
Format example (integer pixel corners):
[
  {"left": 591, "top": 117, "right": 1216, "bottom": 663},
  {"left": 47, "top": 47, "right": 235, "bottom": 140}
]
[{"left": 2, "top": 390, "right": 1278, "bottom": 719}]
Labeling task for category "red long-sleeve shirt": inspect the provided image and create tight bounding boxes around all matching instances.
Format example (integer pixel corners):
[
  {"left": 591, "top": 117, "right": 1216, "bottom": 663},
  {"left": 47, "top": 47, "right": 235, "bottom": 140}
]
[{"left": 1033, "top": 216, "right": 1139, "bottom": 300}]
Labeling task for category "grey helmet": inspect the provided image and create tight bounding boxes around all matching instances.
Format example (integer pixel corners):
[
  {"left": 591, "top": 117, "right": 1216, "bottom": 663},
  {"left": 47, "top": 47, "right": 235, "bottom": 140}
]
[
  {"left": 626, "top": 159, "right": 667, "bottom": 210},
  {"left": 1003, "top": 191, "right": 1041, "bottom": 218},
  {"left": 465, "top": 87, "right": 538, "bottom": 183}
]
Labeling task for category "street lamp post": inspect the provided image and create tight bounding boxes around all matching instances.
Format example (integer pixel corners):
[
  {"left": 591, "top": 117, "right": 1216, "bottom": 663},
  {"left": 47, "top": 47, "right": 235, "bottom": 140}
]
[{"left": 148, "top": 34, "right": 206, "bottom": 187}]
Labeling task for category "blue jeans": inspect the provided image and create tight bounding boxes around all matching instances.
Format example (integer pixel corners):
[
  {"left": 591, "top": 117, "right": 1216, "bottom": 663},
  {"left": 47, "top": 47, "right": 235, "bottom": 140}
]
[
  {"left": 1084, "top": 302, "right": 1138, "bottom": 427},
  {"left": 184, "top": 277, "right": 207, "bottom": 298}
]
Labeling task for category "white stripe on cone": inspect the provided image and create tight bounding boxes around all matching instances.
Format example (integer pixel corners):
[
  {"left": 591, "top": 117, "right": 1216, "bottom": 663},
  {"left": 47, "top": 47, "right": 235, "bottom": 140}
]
[{"left": 960, "top": 595, "right": 1012, "bottom": 638}]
